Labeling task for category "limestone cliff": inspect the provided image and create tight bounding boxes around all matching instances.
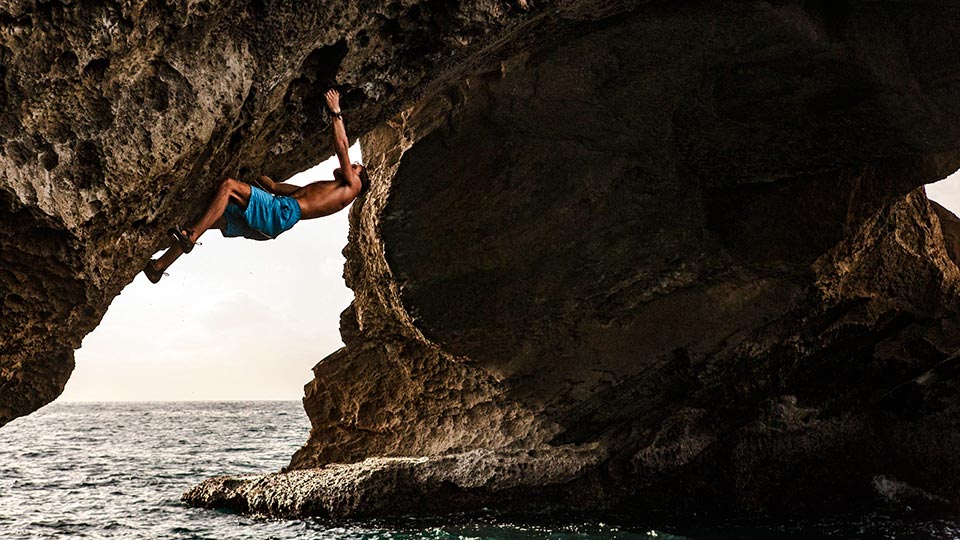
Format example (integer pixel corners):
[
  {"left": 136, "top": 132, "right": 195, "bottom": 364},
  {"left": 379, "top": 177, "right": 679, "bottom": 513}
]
[{"left": 4, "top": 0, "right": 960, "bottom": 520}]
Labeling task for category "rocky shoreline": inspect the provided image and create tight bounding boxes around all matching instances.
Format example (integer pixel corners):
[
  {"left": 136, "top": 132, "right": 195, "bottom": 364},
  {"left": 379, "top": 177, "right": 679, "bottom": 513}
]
[{"left": 183, "top": 446, "right": 605, "bottom": 518}]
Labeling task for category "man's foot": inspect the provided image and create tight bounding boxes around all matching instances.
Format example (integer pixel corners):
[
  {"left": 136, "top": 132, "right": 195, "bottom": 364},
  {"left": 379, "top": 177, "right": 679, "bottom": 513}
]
[
  {"left": 169, "top": 227, "right": 197, "bottom": 253},
  {"left": 143, "top": 259, "right": 167, "bottom": 284}
]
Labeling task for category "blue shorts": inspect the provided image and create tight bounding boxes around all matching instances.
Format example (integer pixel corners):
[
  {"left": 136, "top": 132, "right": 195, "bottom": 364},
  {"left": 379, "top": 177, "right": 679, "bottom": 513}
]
[{"left": 222, "top": 185, "right": 301, "bottom": 240}]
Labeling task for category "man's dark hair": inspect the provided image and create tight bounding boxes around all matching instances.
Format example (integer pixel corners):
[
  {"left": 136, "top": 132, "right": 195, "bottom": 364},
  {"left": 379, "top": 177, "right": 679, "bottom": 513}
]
[{"left": 358, "top": 165, "right": 370, "bottom": 197}]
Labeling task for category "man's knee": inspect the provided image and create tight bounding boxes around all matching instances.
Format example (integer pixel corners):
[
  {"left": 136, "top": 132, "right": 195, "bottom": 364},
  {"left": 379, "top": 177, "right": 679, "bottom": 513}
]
[
  {"left": 220, "top": 177, "right": 251, "bottom": 204},
  {"left": 219, "top": 178, "right": 239, "bottom": 193}
]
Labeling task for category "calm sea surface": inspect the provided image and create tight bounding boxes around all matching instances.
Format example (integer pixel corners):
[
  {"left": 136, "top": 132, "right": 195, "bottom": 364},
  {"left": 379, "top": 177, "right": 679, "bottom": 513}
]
[{"left": 1, "top": 401, "right": 958, "bottom": 539}]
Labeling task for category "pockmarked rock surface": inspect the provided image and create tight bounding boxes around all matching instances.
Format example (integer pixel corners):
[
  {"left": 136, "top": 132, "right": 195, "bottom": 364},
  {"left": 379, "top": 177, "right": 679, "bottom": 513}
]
[{"left": 4, "top": 0, "right": 960, "bottom": 520}]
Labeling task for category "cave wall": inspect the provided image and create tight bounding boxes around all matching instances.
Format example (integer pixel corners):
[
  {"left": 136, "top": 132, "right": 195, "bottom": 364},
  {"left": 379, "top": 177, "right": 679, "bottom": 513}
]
[{"left": 279, "top": 0, "right": 960, "bottom": 516}]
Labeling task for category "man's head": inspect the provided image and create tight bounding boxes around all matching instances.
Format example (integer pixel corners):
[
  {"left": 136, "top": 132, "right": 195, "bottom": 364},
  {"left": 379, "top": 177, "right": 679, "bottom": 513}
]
[
  {"left": 335, "top": 164, "right": 371, "bottom": 197},
  {"left": 354, "top": 163, "right": 370, "bottom": 197}
]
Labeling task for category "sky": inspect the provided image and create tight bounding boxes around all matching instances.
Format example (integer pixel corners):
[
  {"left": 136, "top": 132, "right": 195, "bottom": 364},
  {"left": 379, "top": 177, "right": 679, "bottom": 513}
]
[
  {"left": 59, "top": 145, "right": 360, "bottom": 401},
  {"left": 927, "top": 169, "right": 960, "bottom": 213},
  {"left": 60, "top": 158, "right": 960, "bottom": 401}
]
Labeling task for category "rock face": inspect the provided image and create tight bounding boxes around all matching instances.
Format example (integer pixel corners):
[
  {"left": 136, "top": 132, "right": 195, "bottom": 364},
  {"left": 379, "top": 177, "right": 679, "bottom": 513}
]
[{"left": 6, "top": 0, "right": 960, "bottom": 521}]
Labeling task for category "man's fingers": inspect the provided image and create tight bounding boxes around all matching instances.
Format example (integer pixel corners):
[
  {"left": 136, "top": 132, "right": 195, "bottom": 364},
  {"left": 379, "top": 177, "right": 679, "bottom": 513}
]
[{"left": 324, "top": 88, "right": 340, "bottom": 111}]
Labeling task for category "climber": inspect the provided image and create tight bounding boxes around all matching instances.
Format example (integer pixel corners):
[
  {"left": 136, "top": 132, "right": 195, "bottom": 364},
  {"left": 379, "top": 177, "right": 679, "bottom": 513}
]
[{"left": 141, "top": 88, "right": 369, "bottom": 283}]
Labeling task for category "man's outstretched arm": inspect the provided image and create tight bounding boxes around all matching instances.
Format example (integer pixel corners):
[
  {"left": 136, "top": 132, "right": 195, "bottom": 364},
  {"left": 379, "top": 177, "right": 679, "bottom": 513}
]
[{"left": 324, "top": 88, "right": 362, "bottom": 193}]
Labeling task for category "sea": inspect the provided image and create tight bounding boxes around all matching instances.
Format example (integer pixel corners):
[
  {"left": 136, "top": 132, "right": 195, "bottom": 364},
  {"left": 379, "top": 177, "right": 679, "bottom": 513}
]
[{"left": 1, "top": 401, "right": 959, "bottom": 540}]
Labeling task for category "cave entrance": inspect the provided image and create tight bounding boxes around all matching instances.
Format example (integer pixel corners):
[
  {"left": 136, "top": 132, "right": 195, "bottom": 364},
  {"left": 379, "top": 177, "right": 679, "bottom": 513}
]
[
  {"left": 59, "top": 145, "right": 361, "bottom": 401},
  {"left": 924, "top": 170, "right": 960, "bottom": 263},
  {"left": 926, "top": 168, "right": 960, "bottom": 216}
]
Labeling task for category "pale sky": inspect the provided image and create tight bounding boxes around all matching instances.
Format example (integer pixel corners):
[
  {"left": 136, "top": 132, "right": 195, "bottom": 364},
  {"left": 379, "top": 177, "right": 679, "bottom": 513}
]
[
  {"left": 927, "top": 169, "right": 960, "bottom": 213},
  {"left": 61, "top": 159, "right": 960, "bottom": 401},
  {"left": 59, "top": 145, "right": 360, "bottom": 401}
]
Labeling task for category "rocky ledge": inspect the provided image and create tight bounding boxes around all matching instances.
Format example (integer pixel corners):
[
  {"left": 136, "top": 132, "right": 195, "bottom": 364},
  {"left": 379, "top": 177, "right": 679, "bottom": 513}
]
[
  {"left": 5, "top": 0, "right": 960, "bottom": 521},
  {"left": 184, "top": 446, "right": 604, "bottom": 518}
]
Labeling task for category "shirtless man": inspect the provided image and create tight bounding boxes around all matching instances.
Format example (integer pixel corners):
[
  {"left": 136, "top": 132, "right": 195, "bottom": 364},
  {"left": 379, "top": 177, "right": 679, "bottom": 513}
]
[{"left": 142, "top": 89, "right": 368, "bottom": 283}]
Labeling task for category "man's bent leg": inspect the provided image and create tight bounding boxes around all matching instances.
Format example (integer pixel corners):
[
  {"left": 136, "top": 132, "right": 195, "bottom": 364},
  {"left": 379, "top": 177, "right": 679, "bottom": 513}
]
[{"left": 184, "top": 179, "right": 251, "bottom": 243}]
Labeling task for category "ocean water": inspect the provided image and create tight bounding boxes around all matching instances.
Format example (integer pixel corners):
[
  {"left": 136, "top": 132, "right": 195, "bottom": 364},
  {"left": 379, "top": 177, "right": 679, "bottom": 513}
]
[{"left": 1, "top": 401, "right": 958, "bottom": 540}]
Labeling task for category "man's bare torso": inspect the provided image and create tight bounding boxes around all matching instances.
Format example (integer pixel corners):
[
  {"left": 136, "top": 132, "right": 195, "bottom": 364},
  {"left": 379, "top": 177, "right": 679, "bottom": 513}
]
[{"left": 290, "top": 179, "right": 351, "bottom": 219}]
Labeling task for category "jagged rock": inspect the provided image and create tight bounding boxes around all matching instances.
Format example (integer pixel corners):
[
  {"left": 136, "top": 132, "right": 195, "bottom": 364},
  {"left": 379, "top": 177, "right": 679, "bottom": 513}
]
[{"left": 5, "top": 0, "right": 960, "bottom": 521}]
